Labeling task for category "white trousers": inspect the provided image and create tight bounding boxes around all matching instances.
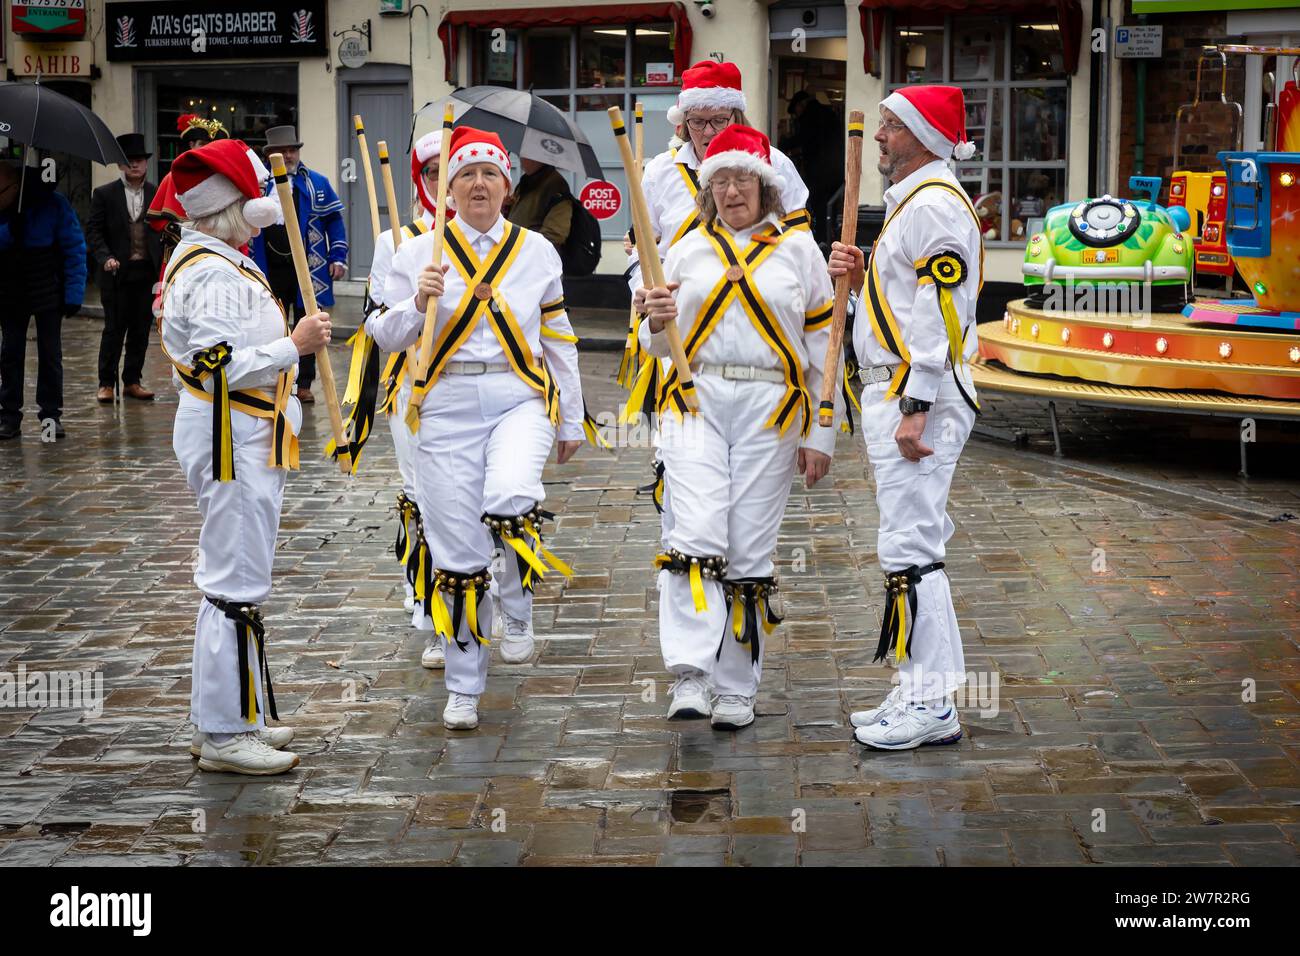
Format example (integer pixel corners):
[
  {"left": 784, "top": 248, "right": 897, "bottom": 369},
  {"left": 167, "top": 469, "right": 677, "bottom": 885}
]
[
  {"left": 657, "top": 375, "right": 800, "bottom": 697},
  {"left": 174, "top": 394, "right": 298, "bottom": 733},
  {"left": 412, "top": 371, "right": 555, "bottom": 695},
  {"left": 860, "top": 371, "right": 976, "bottom": 703}
]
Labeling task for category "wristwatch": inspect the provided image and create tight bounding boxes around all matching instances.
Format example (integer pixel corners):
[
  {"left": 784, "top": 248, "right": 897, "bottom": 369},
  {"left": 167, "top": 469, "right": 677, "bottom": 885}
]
[{"left": 898, "top": 396, "right": 932, "bottom": 416}]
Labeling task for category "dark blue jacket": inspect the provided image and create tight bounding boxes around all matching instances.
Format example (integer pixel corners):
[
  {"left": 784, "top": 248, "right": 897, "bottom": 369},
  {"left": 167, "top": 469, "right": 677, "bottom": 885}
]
[
  {"left": 249, "top": 163, "right": 347, "bottom": 308},
  {"left": 0, "top": 169, "right": 87, "bottom": 313}
]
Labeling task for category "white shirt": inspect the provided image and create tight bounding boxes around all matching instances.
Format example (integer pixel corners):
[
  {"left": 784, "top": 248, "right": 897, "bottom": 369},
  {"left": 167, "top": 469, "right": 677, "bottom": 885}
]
[
  {"left": 851, "top": 159, "right": 981, "bottom": 403},
  {"left": 367, "top": 208, "right": 435, "bottom": 310},
  {"left": 123, "top": 178, "right": 145, "bottom": 221},
  {"left": 161, "top": 228, "right": 300, "bottom": 396},
  {"left": 627, "top": 139, "right": 809, "bottom": 292},
  {"left": 640, "top": 212, "right": 841, "bottom": 456},
  {"left": 372, "top": 214, "right": 586, "bottom": 442}
]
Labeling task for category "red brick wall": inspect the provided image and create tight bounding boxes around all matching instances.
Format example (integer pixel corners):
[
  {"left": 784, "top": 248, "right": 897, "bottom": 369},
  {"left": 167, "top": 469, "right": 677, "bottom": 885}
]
[{"left": 1115, "top": 13, "right": 1246, "bottom": 194}]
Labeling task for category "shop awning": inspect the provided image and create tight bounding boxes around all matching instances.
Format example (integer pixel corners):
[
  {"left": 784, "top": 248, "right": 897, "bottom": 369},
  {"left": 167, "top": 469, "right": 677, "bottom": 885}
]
[
  {"left": 437, "top": 2, "right": 693, "bottom": 83},
  {"left": 858, "top": 0, "right": 1084, "bottom": 77}
]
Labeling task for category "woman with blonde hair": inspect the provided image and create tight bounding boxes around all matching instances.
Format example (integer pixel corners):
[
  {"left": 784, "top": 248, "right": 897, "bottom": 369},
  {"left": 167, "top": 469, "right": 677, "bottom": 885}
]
[{"left": 161, "top": 140, "right": 331, "bottom": 774}]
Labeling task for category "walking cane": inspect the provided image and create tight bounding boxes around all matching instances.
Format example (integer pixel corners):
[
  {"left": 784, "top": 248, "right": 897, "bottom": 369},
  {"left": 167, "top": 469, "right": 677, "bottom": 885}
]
[
  {"left": 378, "top": 140, "right": 420, "bottom": 378},
  {"left": 608, "top": 105, "right": 698, "bottom": 412},
  {"left": 408, "top": 103, "right": 456, "bottom": 426},
  {"left": 267, "top": 152, "right": 351, "bottom": 474},
  {"left": 818, "top": 110, "right": 865, "bottom": 428}
]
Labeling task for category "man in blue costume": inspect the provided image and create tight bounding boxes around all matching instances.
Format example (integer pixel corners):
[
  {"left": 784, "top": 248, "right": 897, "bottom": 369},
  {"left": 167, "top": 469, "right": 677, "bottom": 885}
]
[{"left": 250, "top": 125, "right": 347, "bottom": 404}]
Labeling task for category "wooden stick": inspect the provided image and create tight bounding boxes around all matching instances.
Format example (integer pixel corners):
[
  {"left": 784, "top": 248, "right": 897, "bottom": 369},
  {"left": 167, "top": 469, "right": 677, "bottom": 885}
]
[
  {"left": 377, "top": 140, "right": 420, "bottom": 375},
  {"left": 622, "top": 102, "right": 643, "bottom": 360},
  {"left": 268, "top": 152, "right": 351, "bottom": 474},
  {"left": 353, "top": 115, "right": 382, "bottom": 241},
  {"left": 818, "top": 110, "right": 865, "bottom": 429},
  {"left": 411, "top": 104, "right": 456, "bottom": 409},
  {"left": 608, "top": 106, "right": 698, "bottom": 412}
]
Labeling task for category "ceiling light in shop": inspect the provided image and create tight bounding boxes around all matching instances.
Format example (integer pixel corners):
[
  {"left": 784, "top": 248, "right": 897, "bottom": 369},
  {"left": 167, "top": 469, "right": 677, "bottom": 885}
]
[{"left": 592, "top": 28, "right": 669, "bottom": 36}]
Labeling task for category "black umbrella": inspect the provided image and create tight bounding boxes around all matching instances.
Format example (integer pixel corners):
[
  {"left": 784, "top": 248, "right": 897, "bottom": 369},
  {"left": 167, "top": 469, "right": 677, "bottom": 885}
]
[
  {"left": 414, "top": 88, "right": 603, "bottom": 180},
  {"left": 0, "top": 80, "right": 129, "bottom": 166}
]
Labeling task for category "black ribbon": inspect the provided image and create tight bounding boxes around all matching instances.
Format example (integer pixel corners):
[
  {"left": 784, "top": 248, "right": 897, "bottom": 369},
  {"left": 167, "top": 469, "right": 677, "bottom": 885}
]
[
  {"left": 429, "top": 567, "right": 490, "bottom": 652},
  {"left": 718, "top": 577, "right": 782, "bottom": 666},
  {"left": 873, "top": 562, "right": 945, "bottom": 664},
  {"left": 206, "top": 596, "right": 278, "bottom": 722},
  {"left": 636, "top": 459, "right": 666, "bottom": 514}
]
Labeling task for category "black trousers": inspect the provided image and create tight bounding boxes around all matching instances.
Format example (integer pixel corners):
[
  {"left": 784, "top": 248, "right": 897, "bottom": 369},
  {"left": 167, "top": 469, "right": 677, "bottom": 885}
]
[
  {"left": 0, "top": 307, "right": 63, "bottom": 426},
  {"left": 269, "top": 276, "right": 312, "bottom": 389},
  {"left": 97, "top": 261, "right": 156, "bottom": 388}
]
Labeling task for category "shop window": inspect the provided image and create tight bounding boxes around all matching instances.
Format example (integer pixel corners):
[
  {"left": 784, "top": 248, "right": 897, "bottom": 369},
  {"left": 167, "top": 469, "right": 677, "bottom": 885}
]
[
  {"left": 469, "top": 23, "right": 680, "bottom": 240},
  {"left": 887, "top": 15, "right": 1069, "bottom": 244}
]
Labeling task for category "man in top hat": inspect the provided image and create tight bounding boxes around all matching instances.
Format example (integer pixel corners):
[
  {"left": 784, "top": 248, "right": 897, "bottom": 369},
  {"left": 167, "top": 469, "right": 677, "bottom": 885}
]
[
  {"left": 249, "top": 125, "right": 347, "bottom": 404},
  {"left": 88, "top": 132, "right": 163, "bottom": 403},
  {"left": 827, "top": 85, "right": 984, "bottom": 751}
]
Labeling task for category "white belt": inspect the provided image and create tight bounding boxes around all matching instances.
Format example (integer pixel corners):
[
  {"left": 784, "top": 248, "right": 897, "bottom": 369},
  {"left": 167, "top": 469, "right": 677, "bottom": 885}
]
[
  {"left": 695, "top": 363, "right": 785, "bottom": 384},
  {"left": 443, "top": 360, "right": 531, "bottom": 375},
  {"left": 858, "top": 360, "right": 952, "bottom": 384},
  {"left": 857, "top": 364, "right": 898, "bottom": 385}
]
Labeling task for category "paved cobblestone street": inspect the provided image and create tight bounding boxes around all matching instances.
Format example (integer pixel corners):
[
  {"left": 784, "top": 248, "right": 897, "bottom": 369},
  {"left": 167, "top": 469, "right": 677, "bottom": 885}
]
[{"left": 1, "top": 315, "right": 1298, "bottom": 866}]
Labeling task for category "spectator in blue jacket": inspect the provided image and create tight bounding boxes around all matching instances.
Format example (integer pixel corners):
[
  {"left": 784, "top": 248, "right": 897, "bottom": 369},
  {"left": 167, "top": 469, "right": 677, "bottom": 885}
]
[
  {"left": 249, "top": 125, "right": 347, "bottom": 404},
  {"left": 0, "top": 162, "right": 87, "bottom": 441}
]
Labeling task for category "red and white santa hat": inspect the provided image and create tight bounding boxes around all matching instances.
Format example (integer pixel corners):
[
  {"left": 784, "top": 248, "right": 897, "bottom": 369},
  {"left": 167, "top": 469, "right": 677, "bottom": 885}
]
[
  {"left": 171, "top": 138, "right": 282, "bottom": 228},
  {"left": 444, "top": 126, "right": 511, "bottom": 183},
  {"left": 697, "top": 124, "right": 783, "bottom": 192},
  {"left": 667, "top": 60, "right": 746, "bottom": 127},
  {"left": 411, "top": 130, "right": 443, "bottom": 215},
  {"left": 881, "top": 85, "right": 978, "bottom": 161}
]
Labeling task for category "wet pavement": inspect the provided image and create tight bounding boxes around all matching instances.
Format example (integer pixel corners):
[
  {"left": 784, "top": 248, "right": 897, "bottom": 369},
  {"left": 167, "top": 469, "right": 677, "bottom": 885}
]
[{"left": 0, "top": 314, "right": 1297, "bottom": 866}]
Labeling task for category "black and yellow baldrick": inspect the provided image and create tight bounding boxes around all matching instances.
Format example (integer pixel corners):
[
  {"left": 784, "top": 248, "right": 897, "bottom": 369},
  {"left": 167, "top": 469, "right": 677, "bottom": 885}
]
[
  {"left": 159, "top": 139, "right": 320, "bottom": 775},
  {"left": 368, "top": 126, "right": 592, "bottom": 731},
  {"left": 621, "top": 58, "right": 812, "bottom": 545},
  {"left": 847, "top": 85, "right": 984, "bottom": 752},
  {"left": 637, "top": 124, "right": 842, "bottom": 732}
]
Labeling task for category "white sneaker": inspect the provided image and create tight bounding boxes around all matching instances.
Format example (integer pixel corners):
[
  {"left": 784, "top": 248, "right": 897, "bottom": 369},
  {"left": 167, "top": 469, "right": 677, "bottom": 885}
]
[
  {"left": 854, "top": 701, "right": 962, "bottom": 751},
  {"left": 197, "top": 732, "right": 300, "bottom": 775},
  {"left": 498, "top": 615, "right": 535, "bottom": 664},
  {"left": 710, "top": 694, "right": 755, "bottom": 730},
  {"left": 403, "top": 594, "right": 416, "bottom": 612},
  {"left": 849, "top": 686, "right": 905, "bottom": 728},
  {"left": 190, "top": 727, "right": 294, "bottom": 758},
  {"left": 442, "top": 692, "right": 479, "bottom": 730},
  {"left": 667, "top": 673, "right": 711, "bottom": 719},
  {"left": 421, "top": 639, "right": 446, "bottom": 669}
]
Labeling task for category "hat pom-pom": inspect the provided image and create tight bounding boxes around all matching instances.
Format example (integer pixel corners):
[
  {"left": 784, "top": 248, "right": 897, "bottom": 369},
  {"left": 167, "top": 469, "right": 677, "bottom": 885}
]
[
  {"left": 953, "top": 140, "right": 977, "bottom": 161},
  {"left": 666, "top": 105, "right": 684, "bottom": 126},
  {"left": 243, "top": 196, "right": 282, "bottom": 229}
]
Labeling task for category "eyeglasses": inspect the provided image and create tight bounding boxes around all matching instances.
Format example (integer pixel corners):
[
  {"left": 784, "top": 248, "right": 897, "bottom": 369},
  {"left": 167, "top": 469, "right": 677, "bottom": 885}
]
[
  {"left": 878, "top": 120, "right": 908, "bottom": 134},
  {"left": 710, "top": 173, "right": 758, "bottom": 192},
  {"left": 686, "top": 115, "right": 733, "bottom": 133},
  {"left": 421, "top": 165, "right": 440, "bottom": 180}
]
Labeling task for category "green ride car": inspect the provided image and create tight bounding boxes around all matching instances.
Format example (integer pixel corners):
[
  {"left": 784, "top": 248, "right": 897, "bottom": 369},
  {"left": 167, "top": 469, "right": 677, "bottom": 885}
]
[{"left": 1022, "top": 177, "right": 1194, "bottom": 313}]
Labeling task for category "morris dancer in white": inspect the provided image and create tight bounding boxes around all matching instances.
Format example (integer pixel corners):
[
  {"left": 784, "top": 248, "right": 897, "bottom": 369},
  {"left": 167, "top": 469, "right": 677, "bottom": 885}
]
[
  {"left": 370, "top": 127, "right": 587, "bottom": 731},
  {"left": 162, "top": 139, "right": 331, "bottom": 774},
  {"left": 365, "top": 131, "right": 447, "bottom": 670},
  {"left": 827, "top": 85, "right": 983, "bottom": 751},
  {"left": 623, "top": 59, "right": 811, "bottom": 543},
  {"left": 641, "top": 125, "right": 841, "bottom": 730}
]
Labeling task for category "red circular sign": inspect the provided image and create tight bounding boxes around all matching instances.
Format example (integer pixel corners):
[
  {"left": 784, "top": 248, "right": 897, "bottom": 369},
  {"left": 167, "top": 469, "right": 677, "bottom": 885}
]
[{"left": 579, "top": 180, "right": 622, "bottom": 220}]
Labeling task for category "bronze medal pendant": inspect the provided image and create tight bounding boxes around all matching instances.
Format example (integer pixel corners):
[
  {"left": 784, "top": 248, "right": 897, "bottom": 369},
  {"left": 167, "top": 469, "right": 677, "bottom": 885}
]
[
  {"left": 725, "top": 265, "right": 744, "bottom": 283},
  {"left": 474, "top": 283, "right": 493, "bottom": 301}
]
